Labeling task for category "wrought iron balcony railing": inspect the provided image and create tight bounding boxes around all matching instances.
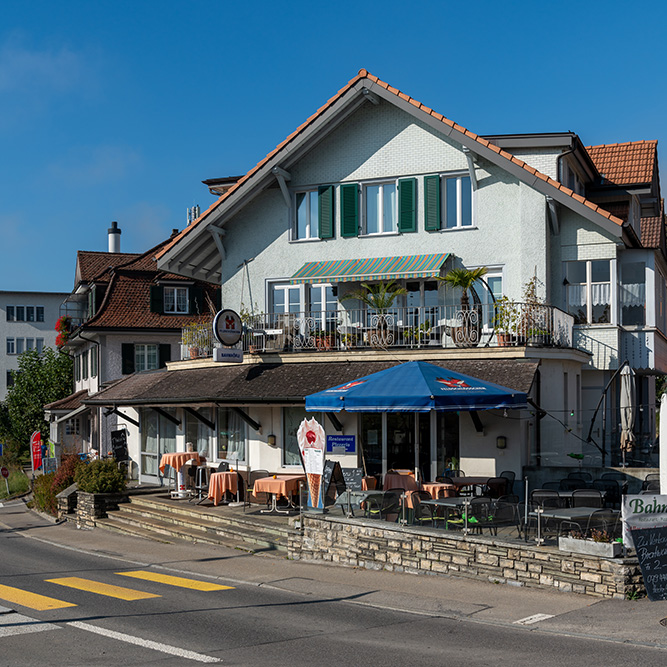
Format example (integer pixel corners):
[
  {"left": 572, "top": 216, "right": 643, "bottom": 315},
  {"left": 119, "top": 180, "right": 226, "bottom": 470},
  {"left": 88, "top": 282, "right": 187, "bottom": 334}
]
[{"left": 180, "top": 302, "right": 574, "bottom": 359}]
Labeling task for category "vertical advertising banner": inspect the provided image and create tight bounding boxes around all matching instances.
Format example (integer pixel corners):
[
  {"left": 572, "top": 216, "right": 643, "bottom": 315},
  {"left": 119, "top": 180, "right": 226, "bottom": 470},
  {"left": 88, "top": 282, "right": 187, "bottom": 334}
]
[
  {"left": 297, "top": 418, "right": 325, "bottom": 509},
  {"left": 30, "top": 431, "right": 42, "bottom": 472}
]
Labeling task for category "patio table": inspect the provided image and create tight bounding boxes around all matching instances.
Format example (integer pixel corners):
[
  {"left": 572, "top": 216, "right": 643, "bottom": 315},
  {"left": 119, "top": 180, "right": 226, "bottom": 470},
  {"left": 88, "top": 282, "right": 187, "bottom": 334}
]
[
  {"left": 421, "top": 497, "right": 474, "bottom": 532},
  {"left": 159, "top": 452, "right": 201, "bottom": 499},
  {"left": 421, "top": 482, "right": 457, "bottom": 499},
  {"left": 335, "top": 490, "right": 385, "bottom": 517},
  {"left": 384, "top": 470, "right": 419, "bottom": 492},
  {"left": 253, "top": 474, "right": 305, "bottom": 514},
  {"left": 207, "top": 471, "right": 238, "bottom": 506},
  {"left": 447, "top": 476, "right": 492, "bottom": 495},
  {"left": 529, "top": 506, "right": 603, "bottom": 544}
]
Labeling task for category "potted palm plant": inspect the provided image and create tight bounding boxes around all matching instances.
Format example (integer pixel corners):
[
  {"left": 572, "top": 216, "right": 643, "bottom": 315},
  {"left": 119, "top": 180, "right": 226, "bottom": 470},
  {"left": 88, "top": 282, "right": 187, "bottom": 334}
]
[
  {"left": 438, "top": 267, "right": 487, "bottom": 347},
  {"left": 341, "top": 281, "right": 407, "bottom": 348}
]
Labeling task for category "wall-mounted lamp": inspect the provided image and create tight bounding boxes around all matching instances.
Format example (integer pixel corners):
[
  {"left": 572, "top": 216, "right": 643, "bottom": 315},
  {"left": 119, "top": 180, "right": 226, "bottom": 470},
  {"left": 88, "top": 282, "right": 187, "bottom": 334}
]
[
  {"left": 267, "top": 434, "right": 277, "bottom": 447},
  {"left": 496, "top": 436, "right": 507, "bottom": 450}
]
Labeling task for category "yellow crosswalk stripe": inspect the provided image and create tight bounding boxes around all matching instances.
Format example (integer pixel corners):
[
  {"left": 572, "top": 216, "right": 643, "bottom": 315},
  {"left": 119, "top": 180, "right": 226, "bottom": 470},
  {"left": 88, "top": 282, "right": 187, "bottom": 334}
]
[
  {"left": 0, "top": 583, "right": 77, "bottom": 610},
  {"left": 45, "top": 577, "right": 161, "bottom": 601},
  {"left": 117, "top": 570, "right": 234, "bottom": 591}
]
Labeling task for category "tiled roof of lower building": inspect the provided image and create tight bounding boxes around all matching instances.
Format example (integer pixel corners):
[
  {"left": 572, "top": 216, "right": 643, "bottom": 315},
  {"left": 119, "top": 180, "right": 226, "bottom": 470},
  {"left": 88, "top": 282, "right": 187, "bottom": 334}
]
[
  {"left": 83, "top": 359, "right": 539, "bottom": 406},
  {"left": 44, "top": 389, "right": 89, "bottom": 411},
  {"left": 586, "top": 140, "right": 657, "bottom": 186}
]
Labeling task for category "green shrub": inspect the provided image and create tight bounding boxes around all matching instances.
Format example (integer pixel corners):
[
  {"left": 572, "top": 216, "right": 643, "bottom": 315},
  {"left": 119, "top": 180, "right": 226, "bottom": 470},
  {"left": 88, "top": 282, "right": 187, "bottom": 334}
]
[
  {"left": 75, "top": 459, "right": 126, "bottom": 494},
  {"left": 32, "top": 472, "right": 57, "bottom": 514}
]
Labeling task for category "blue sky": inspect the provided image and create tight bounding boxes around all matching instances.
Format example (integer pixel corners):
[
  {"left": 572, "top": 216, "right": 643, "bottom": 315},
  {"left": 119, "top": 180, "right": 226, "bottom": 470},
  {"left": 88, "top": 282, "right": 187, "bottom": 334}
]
[{"left": 2, "top": 0, "right": 665, "bottom": 292}]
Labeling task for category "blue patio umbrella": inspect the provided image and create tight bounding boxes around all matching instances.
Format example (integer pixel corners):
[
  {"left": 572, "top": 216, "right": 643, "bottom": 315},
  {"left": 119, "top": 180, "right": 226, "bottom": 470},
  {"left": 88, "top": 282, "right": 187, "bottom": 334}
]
[{"left": 305, "top": 361, "right": 527, "bottom": 413}]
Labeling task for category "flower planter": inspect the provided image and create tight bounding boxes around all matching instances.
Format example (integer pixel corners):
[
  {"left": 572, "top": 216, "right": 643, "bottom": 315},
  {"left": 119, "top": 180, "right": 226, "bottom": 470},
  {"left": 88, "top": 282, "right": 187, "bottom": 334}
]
[{"left": 558, "top": 536, "right": 622, "bottom": 558}]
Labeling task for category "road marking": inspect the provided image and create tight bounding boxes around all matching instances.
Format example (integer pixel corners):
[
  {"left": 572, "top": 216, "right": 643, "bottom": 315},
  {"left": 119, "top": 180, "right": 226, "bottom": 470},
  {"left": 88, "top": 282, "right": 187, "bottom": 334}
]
[
  {"left": 514, "top": 613, "right": 555, "bottom": 625},
  {"left": 0, "top": 612, "right": 61, "bottom": 637},
  {"left": 117, "top": 570, "right": 234, "bottom": 591},
  {"left": 0, "top": 584, "right": 77, "bottom": 610},
  {"left": 68, "top": 621, "right": 221, "bottom": 663},
  {"left": 45, "top": 577, "right": 160, "bottom": 601}
]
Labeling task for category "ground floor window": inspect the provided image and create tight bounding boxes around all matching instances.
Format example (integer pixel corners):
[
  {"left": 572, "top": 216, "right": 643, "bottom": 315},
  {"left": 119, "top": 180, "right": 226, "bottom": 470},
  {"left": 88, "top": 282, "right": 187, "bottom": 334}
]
[
  {"left": 282, "top": 407, "right": 306, "bottom": 466},
  {"left": 185, "top": 408, "right": 214, "bottom": 458},
  {"left": 140, "top": 408, "right": 177, "bottom": 477},
  {"left": 217, "top": 408, "right": 246, "bottom": 462}
]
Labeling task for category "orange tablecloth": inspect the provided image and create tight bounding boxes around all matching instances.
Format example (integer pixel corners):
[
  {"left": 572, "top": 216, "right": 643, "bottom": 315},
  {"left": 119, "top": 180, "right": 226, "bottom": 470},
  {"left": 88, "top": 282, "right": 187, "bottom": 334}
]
[
  {"left": 159, "top": 452, "right": 201, "bottom": 475},
  {"left": 253, "top": 474, "right": 306, "bottom": 499},
  {"left": 448, "top": 476, "right": 491, "bottom": 492},
  {"left": 361, "top": 476, "right": 377, "bottom": 491},
  {"left": 207, "top": 471, "right": 238, "bottom": 506},
  {"left": 384, "top": 471, "right": 419, "bottom": 492},
  {"left": 422, "top": 482, "right": 457, "bottom": 499}
]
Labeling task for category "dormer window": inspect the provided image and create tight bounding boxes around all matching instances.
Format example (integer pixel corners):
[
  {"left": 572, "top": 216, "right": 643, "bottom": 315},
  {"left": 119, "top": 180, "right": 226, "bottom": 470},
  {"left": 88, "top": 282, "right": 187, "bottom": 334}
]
[{"left": 164, "top": 286, "right": 189, "bottom": 314}]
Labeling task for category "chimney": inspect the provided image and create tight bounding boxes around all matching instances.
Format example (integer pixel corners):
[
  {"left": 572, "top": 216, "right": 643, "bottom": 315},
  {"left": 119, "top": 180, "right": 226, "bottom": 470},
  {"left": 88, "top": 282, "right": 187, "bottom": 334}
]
[{"left": 108, "top": 221, "right": 121, "bottom": 253}]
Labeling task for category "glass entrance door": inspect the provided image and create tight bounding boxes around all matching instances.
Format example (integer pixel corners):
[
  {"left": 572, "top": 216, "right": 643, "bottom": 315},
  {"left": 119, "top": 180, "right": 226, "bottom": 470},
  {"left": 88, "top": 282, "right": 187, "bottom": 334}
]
[
  {"left": 387, "top": 413, "right": 415, "bottom": 472},
  {"left": 140, "top": 408, "right": 178, "bottom": 484}
]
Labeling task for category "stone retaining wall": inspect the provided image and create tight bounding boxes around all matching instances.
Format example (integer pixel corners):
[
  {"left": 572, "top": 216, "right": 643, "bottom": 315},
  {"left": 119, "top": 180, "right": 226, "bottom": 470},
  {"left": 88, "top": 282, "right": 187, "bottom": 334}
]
[
  {"left": 289, "top": 514, "right": 644, "bottom": 599},
  {"left": 76, "top": 492, "right": 126, "bottom": 529}
]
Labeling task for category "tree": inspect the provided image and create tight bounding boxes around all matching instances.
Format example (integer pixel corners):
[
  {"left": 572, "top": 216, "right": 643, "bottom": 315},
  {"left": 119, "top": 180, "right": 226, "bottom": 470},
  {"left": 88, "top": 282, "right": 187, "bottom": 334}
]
[{"left": 1, "top": 348, "right": 73, "bottom": 462}]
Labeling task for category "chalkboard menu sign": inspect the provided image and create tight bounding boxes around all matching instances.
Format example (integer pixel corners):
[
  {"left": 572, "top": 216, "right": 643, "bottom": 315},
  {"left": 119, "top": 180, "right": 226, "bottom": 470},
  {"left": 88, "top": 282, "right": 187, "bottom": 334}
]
[
  {"left": 630, "top": 526, "right": 667, "bottom": 601},
  {"left": 322, "top": 460, "right": 344, "bottom": 505},
  {"left": 342, "top": 467, "right": 363, "bottom": 491},
  {"left": 110, "top": 429, "right": 128, "bottom": 462}
]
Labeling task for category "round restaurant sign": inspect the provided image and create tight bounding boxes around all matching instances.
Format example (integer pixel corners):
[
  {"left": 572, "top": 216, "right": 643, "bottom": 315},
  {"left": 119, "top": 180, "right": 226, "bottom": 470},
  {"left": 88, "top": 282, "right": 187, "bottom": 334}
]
[
  {"left": 1, "top": 467, "right": 8, "bottom": 479},
  {"left": 213, "top": 309, "right": 243, "bottom": 346}
]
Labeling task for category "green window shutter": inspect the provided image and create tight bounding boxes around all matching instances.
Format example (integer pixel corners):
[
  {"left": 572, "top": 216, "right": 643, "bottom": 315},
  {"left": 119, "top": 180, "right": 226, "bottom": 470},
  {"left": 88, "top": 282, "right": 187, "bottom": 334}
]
[
  {"left": 318, "top": 185, "right": 334, "bottom": 239},
  {"left": 340, "top": 184, "right": 359, "bottom": 238},
  {"left": 150, "top": 285, "right": 163, "bottom": 314},
  {"left": 121, "top": 343, "right": 135, "bottom": 375},
  {"left": 398, "top": 178, "right": 416, "bottom": 233},
  {"left": 424, "top": 175, "right": 441, "bottom": 231},
  {"left": 158, "top": 344, "right": 171, "bottom": 368}
]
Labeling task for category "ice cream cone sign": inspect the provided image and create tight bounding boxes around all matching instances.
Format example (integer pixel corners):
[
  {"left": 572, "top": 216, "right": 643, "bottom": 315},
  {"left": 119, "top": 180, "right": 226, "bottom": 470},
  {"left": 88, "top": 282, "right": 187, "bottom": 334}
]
[{"left": 297, "top": 418, "right": 326, "bottom": 509}]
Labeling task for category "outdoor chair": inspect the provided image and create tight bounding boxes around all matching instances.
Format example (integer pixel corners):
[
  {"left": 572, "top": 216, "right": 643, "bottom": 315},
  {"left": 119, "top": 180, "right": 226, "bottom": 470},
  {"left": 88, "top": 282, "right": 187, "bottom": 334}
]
[
  {"left": 435, "top": 475, "right": 454, "bottom": 484},
  {"left": 530, "top": 489, "right": 564, "bottom": 509},
  {"left": 592, "top": 479, "right": 621, "bottom": 509},
  {"left": 601, "top": 471, "right": 627, "bottom": 481},
  {"left": 447, "top": 469, "right": 465, "bottom": 477},
  {"left": 485, "top": 499, "right": 520, "bottom": 536},
  {"left": 559, "top": 478, "right": 589, "bottom": 491},
  {"left": 191, "top": 465, "right": 211, "bottom": 502},
  {"left": 409, "top": 491, "right": 435, "bottom": 527},
  {"left": 246, "top": 469, "right": 270, "bottom": 509},
  {"left": 496, "top": 494, "right": 519, "bottom": 505},
  {"left": 570, "top": 489, "right": 604, "bottom": 508},
  {"left": 541, "top": 481, "right": 561, "bottom": 491},
  {"left": 483, "top": 477, "right": 508, "bottom": 498},
  {"left": 365, "top": 490, "right": 401, "bottom": 522},
  {"left": 463, "top": 497, "right": 493, "bottom": 534},
  {"left": 642, "top": 479, "right": 661, "bottom": 492},
  {"left": 498, "top": 470, "right": 515, "bottom": 493},
  {"left": 585, "top": 509, "right": 621, "bottom": 540},
  {"left": 645, "top": 473, "right": 660, "bottom": 482}
]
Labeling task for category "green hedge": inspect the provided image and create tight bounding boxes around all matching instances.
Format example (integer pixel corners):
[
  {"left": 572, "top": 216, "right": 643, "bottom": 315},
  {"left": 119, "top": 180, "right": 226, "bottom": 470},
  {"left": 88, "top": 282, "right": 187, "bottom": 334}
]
[{"left": 75, "top": 459, "right": 126, "bottom": 494}]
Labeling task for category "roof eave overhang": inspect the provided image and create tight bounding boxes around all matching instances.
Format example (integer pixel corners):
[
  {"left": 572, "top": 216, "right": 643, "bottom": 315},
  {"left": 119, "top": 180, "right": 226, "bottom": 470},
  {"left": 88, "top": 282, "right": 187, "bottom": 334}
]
[{"left": 83, "top": 396, "right": 305, "bottom": 407}]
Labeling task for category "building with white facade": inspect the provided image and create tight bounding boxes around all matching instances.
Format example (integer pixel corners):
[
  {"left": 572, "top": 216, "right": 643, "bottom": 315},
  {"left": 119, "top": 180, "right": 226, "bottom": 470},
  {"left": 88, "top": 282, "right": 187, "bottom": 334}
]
[
  {"left": 83, "top": 70, "right": 666, "bottom": 487},
  {"left": 0, "top": 291, "right": 69, "bottom": 399}
]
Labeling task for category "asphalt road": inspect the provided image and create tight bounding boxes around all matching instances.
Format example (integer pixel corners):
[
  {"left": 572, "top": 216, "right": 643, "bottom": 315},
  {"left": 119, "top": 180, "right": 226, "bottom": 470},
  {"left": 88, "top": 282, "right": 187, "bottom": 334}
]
[{"left": 1, "top": 501, "right": 667, "bottom": 666}]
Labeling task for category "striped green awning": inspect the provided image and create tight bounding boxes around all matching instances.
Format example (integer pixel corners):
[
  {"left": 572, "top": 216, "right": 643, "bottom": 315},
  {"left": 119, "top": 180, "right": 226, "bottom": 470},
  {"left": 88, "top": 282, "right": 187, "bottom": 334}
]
[{"left": 290, "top": 253, "right": 450, "bottom": 284}]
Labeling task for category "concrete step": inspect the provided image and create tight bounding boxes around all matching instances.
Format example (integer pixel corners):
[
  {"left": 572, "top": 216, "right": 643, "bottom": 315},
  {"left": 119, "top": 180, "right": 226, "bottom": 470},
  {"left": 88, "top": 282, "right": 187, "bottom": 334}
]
[{"left": 98, "top": 511, "right": 284, "bottom": 553}]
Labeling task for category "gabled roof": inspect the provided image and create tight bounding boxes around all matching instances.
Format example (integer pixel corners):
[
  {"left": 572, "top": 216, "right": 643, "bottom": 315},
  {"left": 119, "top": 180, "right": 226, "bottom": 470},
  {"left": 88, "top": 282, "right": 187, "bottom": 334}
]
[
  {"left": 641, "top": 200, "right": 666, "bottom": 250},
  {"left": 586, "top": 140, "right": 658, "bottom": 187},
  {"left": 44, "top": 389, "right": 89, "bottom": 412},
  {"left": 76, "top": 250, "right": 140, "bottom": 286},
  {"left": 156, "top": 69, "right": 628, "bottom": 278}
]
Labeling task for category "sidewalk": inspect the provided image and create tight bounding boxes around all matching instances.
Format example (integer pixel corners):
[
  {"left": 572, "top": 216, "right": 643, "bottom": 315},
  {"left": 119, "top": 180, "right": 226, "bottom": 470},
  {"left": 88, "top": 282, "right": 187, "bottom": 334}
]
[{"left": 2, "top": 499, "right": 667, "bottom": 649}]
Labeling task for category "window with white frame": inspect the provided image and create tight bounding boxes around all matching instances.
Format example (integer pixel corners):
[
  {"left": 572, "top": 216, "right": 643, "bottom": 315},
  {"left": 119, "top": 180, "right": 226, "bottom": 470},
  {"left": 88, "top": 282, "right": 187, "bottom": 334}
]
[
  {"left": 65, "top": 418, "right": 80, "bottom": 436},
  {"left": 443, "top": 174, "right": 472, "bottom": 229},
  {"left": 217, "top": 407, "right": 246, "bottom": 462},
  {"left": 26, "top": 338, "right": 34, "bottom": 351},
  {"left": 308, "top": 283, "right": 337, "bottom": 329},
  {"left": 163, "top": 286, "right": 188, "bottom": 314},
  {"left": 185, "top": 407, "right": 214, "bottom": 459},
  {"left": 90, "top": 346, "right": 97, "bottom": 376},
  {"left": 15, "top": 306, "right": 24, "bottom": 322},
  {"left": 477, "top": 272, "right": 503, "bottom": 329},
  {"left": 271, "top": 283, "right": 302, "bottom": 314},
  {"left": 6, "top": 306, "right": 14, "bottom": 321},
  {"left": 565, "top": 260, "right": 611, "bottom": 324},
  {"left": 295, "top": 191, "right": 319, "bottom": 240},
  {"left": 363, "top": 181, "right": 397, "bottom": 235},
  {"left": 26, "top": 306, "right": 35, "bottom": 322},
  {"left": 6, "top": 338, "right": 15, "bottom": 354},
  {"left": 283, "top": 406, "right": 308, "bottom": 466},
  {"left": 134, "top": 344, "right": 159, "bottom": 372},
  {"left": 81, "top": 350, "right": 88, "bottom": 379},
  {"left": 16, "top": 338, "right": 24, "bottom": 354},
  {"left": 36, "top": 338, "right": 44, "bottom": 354},
  {"left": 36, "top": 306, "right": 44, "bottom": 322},
  {"left": 620, "top": 261, "right": 646, "bottom": 326}
]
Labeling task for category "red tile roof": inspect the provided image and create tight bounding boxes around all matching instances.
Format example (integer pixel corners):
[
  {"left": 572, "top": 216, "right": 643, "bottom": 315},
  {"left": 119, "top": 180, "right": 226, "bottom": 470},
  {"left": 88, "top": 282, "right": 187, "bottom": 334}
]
[
  {"left": 641, "top": 200, "right": 665, "bottom": 249},
  {"left": 76, "top": 251, "right": 141, "bottom": 284},
  {"left": 586, "top": 140, "right": 657, "bottom": 186},
  {"left": 156, "top": 70, "right": 625, "bottom": 261},
  {"left": 44, "top": 389, "right": 89, "bottom": 411}
]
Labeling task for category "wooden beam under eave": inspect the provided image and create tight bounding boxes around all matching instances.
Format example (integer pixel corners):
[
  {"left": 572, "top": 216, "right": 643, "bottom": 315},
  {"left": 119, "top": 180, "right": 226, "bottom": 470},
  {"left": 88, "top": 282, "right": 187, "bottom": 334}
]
[{"left": 184, "top": 406, "right": 215, "bottom": 431}]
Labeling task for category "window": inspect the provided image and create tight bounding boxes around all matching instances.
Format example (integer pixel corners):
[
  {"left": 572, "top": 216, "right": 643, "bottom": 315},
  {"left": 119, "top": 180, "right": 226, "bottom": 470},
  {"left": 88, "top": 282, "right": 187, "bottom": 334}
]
[
  {"left": 444, "top": 175, "right": 472, "bottom": 229},
  {"left": 25, "top": 338, "right": 34, "bottom": 351},
  {"left": 135, "top": 344, "right": 159, "bottom": 372},
  {"left": 308, "top": 284, "right": 337, "bottom": 329},
  {"left": 405, "top": 280, "right": 439, "bottom": 329},
  {"left": 16, "top": 338, "right": 24, "bottom": 354},
  {"left": 482, "top": 274, "right": 503, "bottom": 328},
  {"left": 65, "top": 418, "right": 80, "bottom": 436},
  {"left": 6, "top": 306, "right": 14, "bottom": 321},
  {"left": 15, "top": 306, "right": 24, "bottom": 322},
  {"left": 26, "top": 306, "right": 35, "bottom": 322},
  {"left": 363, "top": 182, "right": 397, "bottom": 234},
  {"left": 217, "top": 408, "right": 246, "bottom": 462},
  {"left": 565, "top": 260, "right": 611, "bottom": 324},
  {"left": 620, "top": 261, "right": 646, "bottom": 326},
  {"left": 163, "top": 287, "right": 188, "bottom": 314},
  {"left": 272, "top": 283, "right": 302, "bottom": 314},
  {"left": 6, "top": 338, "right": 14, "bottom": 355},
  {"left": 36, "top": 338, "right": 44, "bottom": 354},
  {"left": 283, "top": 406, "right": 308, "bottom": 466},
  {"left": 185, "top": 408, "right": 214, "bottom": 459},
  {"left": 295, "top": 191, "right": 318, "bottom": 240},
  {"left": 81, "top": 350, "right": 88, "bottom": 379},
  {"left": 6, "top": 370, "right": 14, "bottom": 388},
  {"left": 90, "top": 346, "right": 97, "bottom": 376},
  {"left": 36, "top": 306, "right": 44, "bottom": 322}
]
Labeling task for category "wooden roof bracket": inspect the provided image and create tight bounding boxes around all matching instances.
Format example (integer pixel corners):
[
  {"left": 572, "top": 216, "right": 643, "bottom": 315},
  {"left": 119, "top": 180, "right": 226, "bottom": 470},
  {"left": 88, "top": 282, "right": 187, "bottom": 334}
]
[
  {"left": 272, "top": 166, "right": 292, "bottom": 209},
  {"left": 184, "top": 406, "right": 215, "bottom": 431},
  {"left": 326, "top": 412, "right": 344, "bottom": 432},
  {"left": 104, "top": 407, "right": 140, "bottom": 428},
  {"left": 231, "top": 407, "right": 261, "bottom": 433},
  {"left": 469, "top": 410, "right": 485, "bottom": 435},
  {"left": 152, "top": 407, "right": 181, "bottom": 426},
  {"left": 546, "top": 196, "right": 560, "bottom": 235},
  {"left": 462, "top": 147, "right": 478, "bottom": 191}
]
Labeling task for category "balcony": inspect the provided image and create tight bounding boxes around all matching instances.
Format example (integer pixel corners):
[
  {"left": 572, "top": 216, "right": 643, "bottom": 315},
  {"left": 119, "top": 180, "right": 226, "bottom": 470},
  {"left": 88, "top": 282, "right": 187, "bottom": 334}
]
[{"left": 180, "top": 303, "right": 573, "bottom": 359}]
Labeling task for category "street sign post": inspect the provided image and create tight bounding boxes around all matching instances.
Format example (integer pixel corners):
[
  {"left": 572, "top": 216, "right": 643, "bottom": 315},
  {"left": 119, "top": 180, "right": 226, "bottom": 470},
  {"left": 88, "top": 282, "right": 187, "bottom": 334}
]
[{"left": 1, "top": 466, "right": 9, "bottom": 496}]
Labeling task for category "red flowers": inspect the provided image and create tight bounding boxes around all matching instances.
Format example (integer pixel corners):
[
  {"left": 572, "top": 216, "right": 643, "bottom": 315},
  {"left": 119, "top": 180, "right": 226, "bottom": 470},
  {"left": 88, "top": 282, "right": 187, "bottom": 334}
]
[{"left": 55, "top": 316, "right": 72, "bottom": 348}]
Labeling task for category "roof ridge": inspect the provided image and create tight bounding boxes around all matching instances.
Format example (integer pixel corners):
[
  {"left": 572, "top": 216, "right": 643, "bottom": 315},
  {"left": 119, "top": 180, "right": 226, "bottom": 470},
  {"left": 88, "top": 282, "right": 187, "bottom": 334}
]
[
  {"left": 586, "top": 139, "right": 658, "bottom": 150},
  {"left": 156, "top": 69, "right": 625, "bottom": 260}
]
